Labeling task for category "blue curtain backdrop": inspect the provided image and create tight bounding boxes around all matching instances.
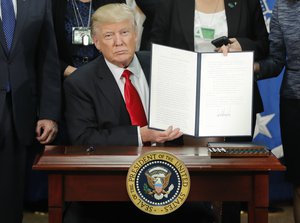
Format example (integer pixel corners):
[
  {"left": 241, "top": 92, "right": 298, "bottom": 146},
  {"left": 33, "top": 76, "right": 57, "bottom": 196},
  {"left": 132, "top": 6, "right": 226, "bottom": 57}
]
[{"left": 253, "top": 0, "right": 293, "bottom": 202}]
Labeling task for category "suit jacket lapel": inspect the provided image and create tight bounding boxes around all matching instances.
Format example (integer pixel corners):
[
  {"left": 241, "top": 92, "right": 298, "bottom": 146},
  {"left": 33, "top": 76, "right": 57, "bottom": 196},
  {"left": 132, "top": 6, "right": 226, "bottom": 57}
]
[
  {"left": 95, "top": 58, "right": 129, "bottom": 120},
  {"left": 0, "top": 22, "right": 7, "bottom": 54},
  {"left": 178, "top": 0, "right": 195, "bottom": 51},
  {"left": 225, "top": 0, "right": 241, "bottom": 37},
  {"left": 136, "top": 52, "right": 150, "bottom": 84}
]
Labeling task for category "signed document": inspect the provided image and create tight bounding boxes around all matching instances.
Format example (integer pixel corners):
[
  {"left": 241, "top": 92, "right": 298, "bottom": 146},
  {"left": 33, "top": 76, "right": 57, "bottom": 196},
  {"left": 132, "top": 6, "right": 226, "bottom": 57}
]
[{"left": 148, "top": 44, "right": 253, "bottom": 137}]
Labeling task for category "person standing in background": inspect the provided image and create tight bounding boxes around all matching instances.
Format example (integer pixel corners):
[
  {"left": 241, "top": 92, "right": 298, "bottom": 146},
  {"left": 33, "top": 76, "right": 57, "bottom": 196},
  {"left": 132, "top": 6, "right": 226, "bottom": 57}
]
[
  {"left": 134, "top": 0, "right": 160, "bottom": 50},
  {"left": 150, "top": 0, "right": 269, "bottom": 222},
  {"left": 125, "top": 0, "right": 145, "bottom": 50},
  {"left": 0, "top": 0, "right": 61, "bottom": 223},
  {"left": 52, "top": 0, "right": 125, "bottom": 78},
  {"left": 254, "top": 0, "right": 300, "bottom": 222},
  {"left": 151, "top": 0, "right": 269, "bottom": 137}
]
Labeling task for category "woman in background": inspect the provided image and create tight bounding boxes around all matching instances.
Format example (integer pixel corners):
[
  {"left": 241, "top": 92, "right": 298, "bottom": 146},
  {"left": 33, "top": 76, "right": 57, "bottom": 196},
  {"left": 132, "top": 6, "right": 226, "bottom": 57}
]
[
  {"left": 151, "top": 0, "right": 269, "bottom": 134},
  {"left": 52, "top": 0, "right": 125, "bottom": 78},
  {"left": 151, "top": 0, "right": 269, "bottom": 222},
  {"left": 255, "top": 0, "right": 300, "bottom": 222},
  {"left": 134, "top": 0, "right": 161, "bottom": 50}
]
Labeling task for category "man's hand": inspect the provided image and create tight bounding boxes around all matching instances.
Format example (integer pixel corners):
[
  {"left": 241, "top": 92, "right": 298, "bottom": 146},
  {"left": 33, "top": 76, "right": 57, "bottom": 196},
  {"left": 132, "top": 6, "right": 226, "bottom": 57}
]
[
  {"left": 140, "top": 126, "right": 183, "bottom": 144},
  {"left": 36, "top": 119, "right": 58, "bottom": 144}
]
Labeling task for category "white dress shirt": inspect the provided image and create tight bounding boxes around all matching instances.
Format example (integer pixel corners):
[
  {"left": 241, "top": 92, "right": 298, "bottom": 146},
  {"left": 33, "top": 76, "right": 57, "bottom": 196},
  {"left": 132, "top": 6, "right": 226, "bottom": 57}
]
[
  {"left": 105, "top": 55, "right": 149, "bottom": 146},
  {"left": 0, "top": 0, "right": 17, "bottom": 18}
]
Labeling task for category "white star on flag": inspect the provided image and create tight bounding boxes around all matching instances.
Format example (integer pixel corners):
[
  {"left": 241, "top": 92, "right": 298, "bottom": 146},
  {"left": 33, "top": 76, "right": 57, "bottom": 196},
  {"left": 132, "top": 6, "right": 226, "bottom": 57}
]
[
  {"left": 270, "top": 144, "right": 284, "bottom": 158},
  {"left": 253, "top": 113, "right": 275, "bottom": 138}
]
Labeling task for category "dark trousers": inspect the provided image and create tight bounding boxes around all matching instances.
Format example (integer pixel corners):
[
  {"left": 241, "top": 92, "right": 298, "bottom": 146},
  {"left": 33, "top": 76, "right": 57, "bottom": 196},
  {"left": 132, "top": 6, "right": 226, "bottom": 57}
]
[
  {"left": 0, "top": 93, "right": 27, "bottom": 223},
  {"left": 280, "top": 98, "right": 300, "bottom": 185}
]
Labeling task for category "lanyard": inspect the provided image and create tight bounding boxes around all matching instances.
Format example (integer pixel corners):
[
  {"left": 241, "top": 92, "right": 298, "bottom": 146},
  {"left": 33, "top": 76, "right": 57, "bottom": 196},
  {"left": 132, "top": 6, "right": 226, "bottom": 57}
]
[{"left": 71, "top": 0, "right": 92, "bottom": 28}]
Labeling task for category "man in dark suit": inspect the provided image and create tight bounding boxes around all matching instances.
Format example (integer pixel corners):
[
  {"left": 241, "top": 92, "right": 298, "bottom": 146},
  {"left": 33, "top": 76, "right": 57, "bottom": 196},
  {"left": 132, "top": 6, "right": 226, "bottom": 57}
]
[
  {"left": 64, "top": 3, "right": 183, "bottom": 147},
  {"left": 63, "top": 4, "right": 189, "bottom": 222},
  {"left": 0, "top": 0, "right": 61, "bottom": 222}
]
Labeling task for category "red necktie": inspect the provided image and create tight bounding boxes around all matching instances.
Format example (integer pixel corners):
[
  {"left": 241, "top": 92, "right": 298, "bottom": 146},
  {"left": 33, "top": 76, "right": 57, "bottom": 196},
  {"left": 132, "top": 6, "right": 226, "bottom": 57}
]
[{"left": 122, "top": 69, "right": 147, "bottom": 127}]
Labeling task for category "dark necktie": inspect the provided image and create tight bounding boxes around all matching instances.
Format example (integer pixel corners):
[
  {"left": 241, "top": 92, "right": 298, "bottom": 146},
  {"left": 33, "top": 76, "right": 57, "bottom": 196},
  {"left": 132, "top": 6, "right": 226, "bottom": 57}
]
[
  {"left": 1, "top": 0, "right": 15, "bottom": 51},
  {"left": 122, "top": 69, "right": 147, "bottom": 127}
]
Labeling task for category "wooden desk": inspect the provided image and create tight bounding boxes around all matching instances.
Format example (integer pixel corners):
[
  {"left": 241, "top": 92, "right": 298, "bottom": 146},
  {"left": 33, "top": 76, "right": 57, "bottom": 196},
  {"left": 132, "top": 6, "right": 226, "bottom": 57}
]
[{"left": 33, "top": 145, "right": 285, "bottom": 223}]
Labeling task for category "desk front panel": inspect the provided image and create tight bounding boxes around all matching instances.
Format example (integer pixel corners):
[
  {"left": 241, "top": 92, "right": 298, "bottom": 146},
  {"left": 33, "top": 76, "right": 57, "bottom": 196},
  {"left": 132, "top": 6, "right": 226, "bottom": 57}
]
[{"left": 61, "top": 171, "right": 266, "bottom": 205}]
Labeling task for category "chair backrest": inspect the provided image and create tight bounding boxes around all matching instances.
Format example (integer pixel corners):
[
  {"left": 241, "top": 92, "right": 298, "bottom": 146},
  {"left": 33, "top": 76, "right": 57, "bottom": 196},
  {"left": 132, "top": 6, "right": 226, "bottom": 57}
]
[{"left": 183, "top": 136, "right": 224, "bottom": 147}]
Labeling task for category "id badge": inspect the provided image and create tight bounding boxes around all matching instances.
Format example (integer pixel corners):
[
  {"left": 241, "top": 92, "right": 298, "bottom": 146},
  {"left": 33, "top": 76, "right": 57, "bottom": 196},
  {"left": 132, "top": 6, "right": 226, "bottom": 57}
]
[
  {"left": 201, "top": 27, "right": 215, "bottom": 40},
  {"left": 194, "top": 26, "right": 202, "bottom": 38},
  {"left": 72, "top": 27, "right": 93, "bottom": 46}
]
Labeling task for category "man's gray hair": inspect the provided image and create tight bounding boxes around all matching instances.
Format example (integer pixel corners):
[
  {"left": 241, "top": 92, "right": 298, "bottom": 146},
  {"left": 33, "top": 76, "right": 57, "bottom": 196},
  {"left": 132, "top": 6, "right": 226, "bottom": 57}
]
[{"left": 91, "top": 3, "right": 136, "bottom": 36}]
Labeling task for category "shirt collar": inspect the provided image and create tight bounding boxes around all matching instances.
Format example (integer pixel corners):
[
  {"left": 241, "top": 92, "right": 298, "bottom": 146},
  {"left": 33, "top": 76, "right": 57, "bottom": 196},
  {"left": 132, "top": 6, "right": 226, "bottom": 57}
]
[{"left": 105, "top": 54, "right": 141, "bottom": 80}]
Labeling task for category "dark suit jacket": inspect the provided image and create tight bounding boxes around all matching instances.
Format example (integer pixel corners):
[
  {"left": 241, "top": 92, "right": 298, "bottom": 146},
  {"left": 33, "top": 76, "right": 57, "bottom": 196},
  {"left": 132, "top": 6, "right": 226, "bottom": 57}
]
[
  {"left": 51, "top": 0, "right": 126, "bottom": 74},
  {"left": 135, "top": 0, "right": 161, "bottom": 50},
  {"left": 0, "top": 0, "right": 61, "bottom": 145},
  {"left": 151, "top": 0, "right": 268, "bottom": 115},
  {"left": 64, "top": 52, "right": 151, "bottom": 146}
]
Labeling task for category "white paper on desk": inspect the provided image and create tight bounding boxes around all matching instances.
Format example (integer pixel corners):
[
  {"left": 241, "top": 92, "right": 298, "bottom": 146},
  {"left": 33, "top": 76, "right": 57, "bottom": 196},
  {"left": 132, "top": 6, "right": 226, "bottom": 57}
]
[
  {"left": 198, "top": 52, "right": 253, "bottom": 136},
  {"left": 149, "top": 44, "right": 198, "bottom": 135}
]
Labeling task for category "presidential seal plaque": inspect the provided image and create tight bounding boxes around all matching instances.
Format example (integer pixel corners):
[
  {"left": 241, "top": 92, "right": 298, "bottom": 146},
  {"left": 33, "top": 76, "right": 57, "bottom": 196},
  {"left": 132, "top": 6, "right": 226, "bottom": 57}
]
[{"left": 126, "top": 150, "right": 190, "bottom": 215}]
